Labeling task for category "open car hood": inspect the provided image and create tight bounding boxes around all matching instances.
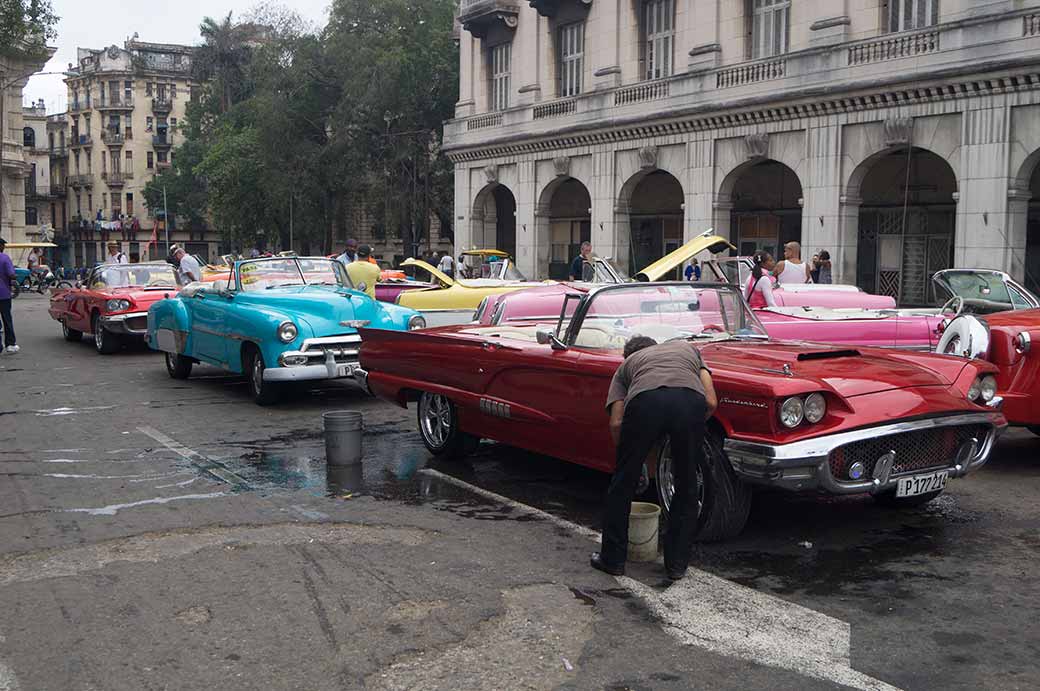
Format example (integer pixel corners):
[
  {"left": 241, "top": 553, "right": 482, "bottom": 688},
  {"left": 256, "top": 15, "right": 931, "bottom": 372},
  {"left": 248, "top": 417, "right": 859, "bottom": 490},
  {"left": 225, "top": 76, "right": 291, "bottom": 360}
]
[
  {"left": 400, "top": 258, "right": 454, "bottom": 288},
  {"left": 634, "top": 232, "right": 736, "bottom": 282}
]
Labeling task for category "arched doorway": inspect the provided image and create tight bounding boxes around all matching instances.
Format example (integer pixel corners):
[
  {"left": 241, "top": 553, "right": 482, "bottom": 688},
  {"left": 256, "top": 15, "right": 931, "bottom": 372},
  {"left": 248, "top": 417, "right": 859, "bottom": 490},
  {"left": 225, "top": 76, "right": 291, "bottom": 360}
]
[
  {"left": 855, "top": 148, "right": 957, "bottom": 306},
  {"left": 472, "top": 184, "right": 517, "bottom": 257},
  {"left": 543, "top": 177, "right": 591, "bottom": 279},
  {"left": 727, "top": 160, "right": 803, "bottom": 258},
  {"left": 1026, "top": 163, "right": 1040, "bottom": 296},
  {"left": 628, "top": 170, "right": 684, "bottom": 276}
]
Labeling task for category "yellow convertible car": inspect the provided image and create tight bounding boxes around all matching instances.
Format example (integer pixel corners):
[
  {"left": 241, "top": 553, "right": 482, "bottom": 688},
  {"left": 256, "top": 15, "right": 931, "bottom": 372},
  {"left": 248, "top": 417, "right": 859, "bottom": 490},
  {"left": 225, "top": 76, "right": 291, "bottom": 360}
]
[
  {"left": 397, "top": 250, "right": 544, "bottom": 326},
  {"left": 397, "top": 235, "right": 737, "bottom": 326}
]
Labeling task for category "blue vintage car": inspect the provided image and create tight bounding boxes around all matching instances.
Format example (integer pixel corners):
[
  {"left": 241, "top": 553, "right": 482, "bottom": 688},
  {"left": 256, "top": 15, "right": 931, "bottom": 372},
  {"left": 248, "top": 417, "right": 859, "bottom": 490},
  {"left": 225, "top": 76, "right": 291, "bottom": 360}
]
[{"left": 146, "top": 255, "right": 425, "bottom": 404}]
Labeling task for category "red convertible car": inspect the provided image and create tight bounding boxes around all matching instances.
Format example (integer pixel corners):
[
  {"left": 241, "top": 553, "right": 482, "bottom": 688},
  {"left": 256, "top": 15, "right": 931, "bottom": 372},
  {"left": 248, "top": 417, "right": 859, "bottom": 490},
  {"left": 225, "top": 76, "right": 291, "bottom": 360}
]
[
  {"left": 48, "top": 262, "right": 178, "bottom": 354},
  {"left": 358, "top": 282, "right": 1006, "bottom": 541}
]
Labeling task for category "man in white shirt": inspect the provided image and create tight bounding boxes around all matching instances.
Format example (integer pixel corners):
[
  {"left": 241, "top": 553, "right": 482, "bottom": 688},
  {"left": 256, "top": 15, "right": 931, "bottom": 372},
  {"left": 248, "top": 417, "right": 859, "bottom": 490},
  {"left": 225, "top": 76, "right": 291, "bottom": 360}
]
[
  {"left": 170, "top": 245, "right": 202, "bottom": 285},
  {"left": 773, "top": 241, "right": 813, "bottom": 285},
  {"left": 437, "top": 251, "right": 454, "bottom": 278},
  {"left": 104, "top": 241, "right": 131, "bottom": 286},
  {"left": 337, "top": 239, "right": 359, "bottom": 265}
]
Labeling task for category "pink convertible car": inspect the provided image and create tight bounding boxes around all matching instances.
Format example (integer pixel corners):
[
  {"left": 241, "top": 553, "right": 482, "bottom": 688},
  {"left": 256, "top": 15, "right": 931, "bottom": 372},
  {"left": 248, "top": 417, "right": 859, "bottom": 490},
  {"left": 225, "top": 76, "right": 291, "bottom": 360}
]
[{"left": 474, "top": 233, "right": 1037, "bottom": 351}]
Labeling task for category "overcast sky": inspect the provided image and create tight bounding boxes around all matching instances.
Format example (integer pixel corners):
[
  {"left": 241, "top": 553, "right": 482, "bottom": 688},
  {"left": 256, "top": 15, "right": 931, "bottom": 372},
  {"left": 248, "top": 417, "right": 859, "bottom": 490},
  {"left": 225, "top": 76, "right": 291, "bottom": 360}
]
[{"left": 25, "top": 0, "right": 332, "bottom": 114}]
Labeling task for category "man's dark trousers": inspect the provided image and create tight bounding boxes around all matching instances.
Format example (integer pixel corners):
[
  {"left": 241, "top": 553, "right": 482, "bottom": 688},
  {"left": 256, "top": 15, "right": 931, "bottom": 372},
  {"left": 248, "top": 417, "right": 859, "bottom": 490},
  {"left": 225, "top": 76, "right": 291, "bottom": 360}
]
[
  {"left": 601, "top": 387, "right": 707, "bottom": 571},
  {"left": 0, "top": 299, "right": 14, "bottom": 347}
]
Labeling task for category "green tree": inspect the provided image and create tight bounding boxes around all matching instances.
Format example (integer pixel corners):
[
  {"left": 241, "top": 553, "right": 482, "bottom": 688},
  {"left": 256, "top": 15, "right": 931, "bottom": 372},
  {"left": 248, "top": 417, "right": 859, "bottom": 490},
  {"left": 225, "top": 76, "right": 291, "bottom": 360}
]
[
  {"left": 194, "top": 12, "right": 261, "bottom": 113},
  {"left": 0, "top": 0, "right": 58, "bottom": 58}
]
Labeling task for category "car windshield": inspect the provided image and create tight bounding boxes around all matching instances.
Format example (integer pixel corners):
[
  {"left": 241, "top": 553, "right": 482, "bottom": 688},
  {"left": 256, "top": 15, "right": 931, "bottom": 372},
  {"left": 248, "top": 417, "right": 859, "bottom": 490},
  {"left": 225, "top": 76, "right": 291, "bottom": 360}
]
[
  {"left": 238, "top": 257, "right": 351, "bottom": 292},
  {"left": 580, "top": 257, "right": 629, "bottom": 284},
  {"left": 93, "top": 264, "right": 177, "bottom": 289},
  {"left": 935, "top": 270, "right": 1027, "bottom": 310},
  {"left": 467, "top": 257, "right": 527, "bottom": 281},
  {"left": 570, "top": 283, "right": 768, "bottom": 350}
]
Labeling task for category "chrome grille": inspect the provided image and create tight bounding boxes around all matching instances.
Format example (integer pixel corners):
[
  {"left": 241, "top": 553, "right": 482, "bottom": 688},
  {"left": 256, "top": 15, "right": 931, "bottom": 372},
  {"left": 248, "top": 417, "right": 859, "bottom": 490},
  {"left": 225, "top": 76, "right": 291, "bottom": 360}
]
[
  {"left": 829, "top": 424, "right": 990, "bottom": 481},
  {"left": 298, "top": 335, "right": 361, "bottom": 364}
]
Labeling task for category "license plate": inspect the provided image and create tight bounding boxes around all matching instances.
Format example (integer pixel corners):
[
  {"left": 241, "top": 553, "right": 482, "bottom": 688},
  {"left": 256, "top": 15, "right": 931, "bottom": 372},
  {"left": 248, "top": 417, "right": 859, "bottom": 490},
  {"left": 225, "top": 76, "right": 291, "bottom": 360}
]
[
  {"left": 337, "top": 363, "right": 358, "bottom": 378},
  {"left": 895, "top": 470, "right": 949, "bottom": 497}
]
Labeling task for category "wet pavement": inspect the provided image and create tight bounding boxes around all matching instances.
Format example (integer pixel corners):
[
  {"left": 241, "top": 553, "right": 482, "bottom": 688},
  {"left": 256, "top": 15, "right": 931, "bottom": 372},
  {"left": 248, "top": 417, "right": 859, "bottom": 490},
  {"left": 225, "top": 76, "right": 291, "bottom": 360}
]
[{"left": 2, "top": 295, "right": 1039, "bottom": 689}]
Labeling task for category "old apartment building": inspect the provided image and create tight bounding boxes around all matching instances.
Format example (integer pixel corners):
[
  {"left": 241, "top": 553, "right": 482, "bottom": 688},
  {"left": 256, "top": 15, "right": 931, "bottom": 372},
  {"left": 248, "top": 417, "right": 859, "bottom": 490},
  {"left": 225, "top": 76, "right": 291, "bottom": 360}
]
[
  {"left": 21, "top": 100, "right": 63, "bottom": 241},
  {"left": 447, "top": 0, "right": 1040, "bottom": 302},
  {"left": 1, "top": 48, "right": 53, "bottom": 246},
  {"left": 63, "top": 39, "right": 219, "bottom": 265}
]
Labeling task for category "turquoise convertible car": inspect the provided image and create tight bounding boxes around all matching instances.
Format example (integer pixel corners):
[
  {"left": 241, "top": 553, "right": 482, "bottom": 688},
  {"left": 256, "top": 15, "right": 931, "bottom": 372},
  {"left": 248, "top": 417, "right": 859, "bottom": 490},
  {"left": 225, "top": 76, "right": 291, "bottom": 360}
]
[{"left": 146, "top": 256, "right": 425, "bottom": 405}]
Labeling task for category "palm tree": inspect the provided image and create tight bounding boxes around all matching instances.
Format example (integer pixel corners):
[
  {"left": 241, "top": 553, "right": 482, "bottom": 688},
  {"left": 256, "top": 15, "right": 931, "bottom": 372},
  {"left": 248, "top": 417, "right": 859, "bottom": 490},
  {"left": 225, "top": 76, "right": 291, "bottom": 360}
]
[{"left": 194, "top": 13, "right": 260, "bottom": 113}]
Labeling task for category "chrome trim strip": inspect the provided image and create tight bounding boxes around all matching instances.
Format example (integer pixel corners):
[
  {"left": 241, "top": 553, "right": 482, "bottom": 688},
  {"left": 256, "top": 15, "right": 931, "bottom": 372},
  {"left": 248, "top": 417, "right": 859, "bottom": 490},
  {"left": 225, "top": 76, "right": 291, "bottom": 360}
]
[
  {"left": 724, "top": 412, "right": 1006, "bottom": 495},
  {"left": 299, "top": 335, "right": 362, "bottom": 350},
  {"left": 101, "top": 311, "right": 149, "bottom": 335}
]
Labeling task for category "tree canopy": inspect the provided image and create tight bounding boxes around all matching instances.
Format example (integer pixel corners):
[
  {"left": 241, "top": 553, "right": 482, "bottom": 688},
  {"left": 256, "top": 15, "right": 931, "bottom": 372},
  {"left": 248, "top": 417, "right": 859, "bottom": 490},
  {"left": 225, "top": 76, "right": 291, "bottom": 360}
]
[
  {"left": 143, "top": 0, "right": 459, "bottom": 256},
  {"left": 0, "top": 0, "right": 58, "bottom": 59}
]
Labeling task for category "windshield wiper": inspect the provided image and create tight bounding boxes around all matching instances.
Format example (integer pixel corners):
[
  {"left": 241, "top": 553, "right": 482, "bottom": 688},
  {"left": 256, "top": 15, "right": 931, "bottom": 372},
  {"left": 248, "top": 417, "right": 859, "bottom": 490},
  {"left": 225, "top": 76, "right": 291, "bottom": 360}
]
[{"left": 266, "top": 282, "right": 304, "bottom": 289}]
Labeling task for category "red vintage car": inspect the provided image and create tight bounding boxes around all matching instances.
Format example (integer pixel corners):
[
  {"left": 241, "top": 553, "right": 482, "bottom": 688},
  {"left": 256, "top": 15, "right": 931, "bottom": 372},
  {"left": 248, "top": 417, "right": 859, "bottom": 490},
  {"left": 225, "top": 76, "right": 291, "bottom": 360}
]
[
  {"left": 358, "top": 282, "right": 1006, "bottom": 541},
  {"left": 48, "top": 262, "right": 179, "bottom": 354},
  {"left": 937, "top": 292, "right": 1040, "bottom": 435}
]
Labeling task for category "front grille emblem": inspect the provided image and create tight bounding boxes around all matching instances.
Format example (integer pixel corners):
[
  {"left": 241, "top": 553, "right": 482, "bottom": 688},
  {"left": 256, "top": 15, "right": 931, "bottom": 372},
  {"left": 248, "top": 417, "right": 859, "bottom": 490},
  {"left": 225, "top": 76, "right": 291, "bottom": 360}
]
[{"left": 873, "top": 451, "right": 896, "bottom": 484}]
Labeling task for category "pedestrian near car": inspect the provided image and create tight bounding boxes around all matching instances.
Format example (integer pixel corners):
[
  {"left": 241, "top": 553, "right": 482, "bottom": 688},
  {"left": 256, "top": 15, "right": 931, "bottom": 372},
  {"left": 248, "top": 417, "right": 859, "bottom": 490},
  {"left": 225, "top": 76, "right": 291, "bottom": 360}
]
[
  {"left": 337, "top": 238, "right": 359, "bottom": 265},
  {"left": 0, "top": 238, "right": 19, "bottom": 354},
  {"left": 810, "top": 254, "right": 821, "bottom": 284},
  {"left": 684, "top": 259, "right": 701, "bottom": 282},
  {"left": 170, "top": 245, "right": 201, "bottom": 285},
  {"left": 438, "top": 252, "right": 454, "bottom": 278},
  {"left": 745, "top": 251, "right": 777, "bottom": 308},
  {"left": 569, "top": 241, "right": 593, "bottom": 281},
  {"left": 816, "top": 250, "right": 833, "bottom": 284},
  {"left": 346, "top": 244, "right": 381, "bottom": 299},
  {"left": 773, "top": 241, "right": 813, "bottom": 285},
  {"left": 591, "top": 335, "right": 718, "bottom": 581}
]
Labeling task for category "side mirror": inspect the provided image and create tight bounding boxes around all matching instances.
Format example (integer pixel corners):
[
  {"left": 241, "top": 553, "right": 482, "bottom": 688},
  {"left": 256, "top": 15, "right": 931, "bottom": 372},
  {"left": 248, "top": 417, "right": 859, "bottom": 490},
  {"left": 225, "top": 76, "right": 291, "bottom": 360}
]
[{"left": 536, "top": 328, "right": 568, "bottom": 351}]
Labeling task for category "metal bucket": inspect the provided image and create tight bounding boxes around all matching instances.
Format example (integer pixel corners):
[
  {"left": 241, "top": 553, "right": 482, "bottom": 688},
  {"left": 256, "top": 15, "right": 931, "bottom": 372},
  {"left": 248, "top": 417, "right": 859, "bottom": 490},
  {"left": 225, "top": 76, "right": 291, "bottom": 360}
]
[
  {"left": 628, "top": 501, "right": 661, "bottom": 562},
  {"left": 323, "top": 410, "right": 363, "bottom": 467}
]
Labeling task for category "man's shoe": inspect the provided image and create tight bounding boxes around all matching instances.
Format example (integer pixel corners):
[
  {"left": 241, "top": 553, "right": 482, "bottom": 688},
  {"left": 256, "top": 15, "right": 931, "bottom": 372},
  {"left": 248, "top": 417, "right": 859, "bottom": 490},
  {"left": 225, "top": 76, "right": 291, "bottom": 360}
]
[
  {"left": 666, "top": 566, "right": 687, "bottom": 581},
  {"left": 589, "top": 553, "right": 625, "bottom": 576},
  {"left": 5, "top": 345, "right": 19, "bottom": 354}
]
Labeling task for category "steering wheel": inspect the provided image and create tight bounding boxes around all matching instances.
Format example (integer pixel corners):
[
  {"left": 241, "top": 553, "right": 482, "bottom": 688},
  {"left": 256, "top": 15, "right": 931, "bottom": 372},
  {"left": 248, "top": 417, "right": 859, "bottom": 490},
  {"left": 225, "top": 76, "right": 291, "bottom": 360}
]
[{"left": 940, "top": 295, "right": 964, "bottom": 317}]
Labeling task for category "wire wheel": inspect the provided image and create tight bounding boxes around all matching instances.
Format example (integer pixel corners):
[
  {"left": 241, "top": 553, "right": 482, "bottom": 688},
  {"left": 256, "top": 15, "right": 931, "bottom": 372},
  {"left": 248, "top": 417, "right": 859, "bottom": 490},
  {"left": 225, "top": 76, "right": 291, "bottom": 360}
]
[
  {"left": 655, "top": 439, "right": 705, "bottom": 519},
  {"left": 419, "top": 393, "right": 452, "bottom": 449}
]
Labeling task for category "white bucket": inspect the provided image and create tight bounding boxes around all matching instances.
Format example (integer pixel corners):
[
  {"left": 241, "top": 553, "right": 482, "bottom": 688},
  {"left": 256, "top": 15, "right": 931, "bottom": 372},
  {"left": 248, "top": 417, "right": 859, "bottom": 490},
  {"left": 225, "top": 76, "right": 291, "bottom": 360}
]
[{"left": 628, "top": 501, "right": 661, "bottom": 562}]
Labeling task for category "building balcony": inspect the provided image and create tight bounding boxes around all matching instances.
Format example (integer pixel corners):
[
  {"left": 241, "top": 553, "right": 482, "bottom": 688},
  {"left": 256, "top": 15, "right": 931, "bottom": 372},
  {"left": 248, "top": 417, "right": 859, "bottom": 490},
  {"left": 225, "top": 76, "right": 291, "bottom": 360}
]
[
  {"left": 102, "top": 171, "right": 133, "bottom": 187},
  {"left": 445, "top": 9, "right": 1040, "bottom": 153},
  {"left": 152, "top": 134, "right": 172, "bottom": 148},
  {"left": 70, "top": 135, "right": 93, "bottom": 148},
  {"left": 52, "top": 182, "right": 67, "bottom": 196},
  {"left": 49, "top": 146, "right": 67, "bottom": 158},
  {"left": 101, "top": 130, "right": 125, "bottom": 146},
  {"left": 68, "top": 101, "right": 89, "bottom": 113},
  {"left": 458, "top": 0, "right": 520, "bottom": 38},
  {"left": 151, "top": 97, "right": 173, "bottom": 114},
  {"left": 97, "top": 96, "right": 134, "bottom": 111},
  {"left": 68, "top": 174, "right": 93, "bottom": 187},
  {"left": 156, "top": 160, "right": 172, "bottom": 171}
]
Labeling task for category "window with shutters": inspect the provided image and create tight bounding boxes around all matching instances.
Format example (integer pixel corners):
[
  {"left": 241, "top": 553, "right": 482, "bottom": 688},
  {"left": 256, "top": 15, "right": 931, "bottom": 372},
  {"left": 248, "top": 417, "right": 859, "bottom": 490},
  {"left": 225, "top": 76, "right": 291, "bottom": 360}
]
[
  {"left": 558, "top": 22, "right": 585, "bottom": 97},
  {"left": 489, "top": 42, "right": 512, "bottom": 111},
  {"left": 750, "top": 0, "right": 790, "bottom": 59},
  {"left": 644, "top": 0, "right": 675, "bottom": 80},
  {"left": 883, "top": 0, "right": 938, "bottom": 33}
]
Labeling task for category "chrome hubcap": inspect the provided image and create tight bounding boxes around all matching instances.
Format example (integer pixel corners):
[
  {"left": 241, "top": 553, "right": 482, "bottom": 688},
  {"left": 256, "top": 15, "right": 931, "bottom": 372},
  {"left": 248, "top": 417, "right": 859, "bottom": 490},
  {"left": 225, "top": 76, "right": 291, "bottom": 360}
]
[
  {"left": 166, "top": 352, "right": 175, "bottom": 371},
  {"left": 62, "top": 321, "right": 68, "bottom": 337},
  {"left": 94, "top": 322, "right": 103, "bottom": 349},
  {"left": 420, "top": 394, "right": 452, "bottom": 448},
  {"left": 658, "top": 439, "right": 705, "bottom": 517},
  {"left": 944, "top": 336, "right": 962, "bottom": 355}
]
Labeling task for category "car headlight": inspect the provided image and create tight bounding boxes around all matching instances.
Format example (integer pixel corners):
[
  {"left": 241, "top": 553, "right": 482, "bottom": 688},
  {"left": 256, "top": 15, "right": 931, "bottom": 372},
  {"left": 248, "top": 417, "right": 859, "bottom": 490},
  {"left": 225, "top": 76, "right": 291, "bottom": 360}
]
[
  {"left": 803, "top": 392, "right": 827, "bottom": 424},
  {"left": 277, "top": 321, "right": 298, "bottom": 343},
  {"left": 106, "top": 299, "right": 131, "bottom": 311},
  {"left": 779, "top": 397, "right": 804, "bottom": 428},
  {"left": 408, "top": 314, "right": 426, "bottom": 330},
  {"left": 967, "top": 377, "right": 981, "bottom": 402},
  {"left": 978, "top": 375, "right": 997, "bottom": 402}
]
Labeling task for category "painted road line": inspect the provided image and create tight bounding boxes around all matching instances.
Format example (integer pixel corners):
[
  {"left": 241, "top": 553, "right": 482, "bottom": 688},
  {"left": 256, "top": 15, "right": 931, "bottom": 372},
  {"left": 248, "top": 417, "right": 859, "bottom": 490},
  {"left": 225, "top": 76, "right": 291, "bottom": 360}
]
[
  {"left": 137, "top": 426, "right": 250, "bottom": 487},
  {"left": 63, "top": 493, "right": 227, "bottom": 516},
  {"left": 417, "top": 468, "right": 901, "bottom": 691}
]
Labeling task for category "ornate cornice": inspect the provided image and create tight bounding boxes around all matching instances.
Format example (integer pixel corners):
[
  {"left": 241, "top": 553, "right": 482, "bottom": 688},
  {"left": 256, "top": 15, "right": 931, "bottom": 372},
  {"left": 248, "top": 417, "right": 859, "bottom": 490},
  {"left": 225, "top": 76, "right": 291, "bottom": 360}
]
[{"left": 445, "top": 69, "right": 1040, "bottom": 164}]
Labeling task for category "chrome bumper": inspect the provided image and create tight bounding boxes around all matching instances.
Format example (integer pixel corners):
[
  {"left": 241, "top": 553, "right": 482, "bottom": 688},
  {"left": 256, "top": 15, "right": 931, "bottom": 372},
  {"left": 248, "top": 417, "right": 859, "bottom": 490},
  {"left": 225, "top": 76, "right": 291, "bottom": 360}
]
[
  {"left": 265, "top": 335, "right": 363, "bottom": 382},
  {"left": 723, "top": 411, "right": 1007, "bottom": 495},
  {"left": 101, "top": 311, "right": 149, "bottom": 336}
]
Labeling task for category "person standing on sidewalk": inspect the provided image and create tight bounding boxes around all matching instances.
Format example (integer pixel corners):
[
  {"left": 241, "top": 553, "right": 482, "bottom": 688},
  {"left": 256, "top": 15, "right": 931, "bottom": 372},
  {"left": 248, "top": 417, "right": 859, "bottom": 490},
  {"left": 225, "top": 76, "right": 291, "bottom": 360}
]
[
  {"left": 591, "top": 335, "right": 717, "bottom": 581},
  {"left": 0, "top": 238, "right": 19, "bottom": 354}
]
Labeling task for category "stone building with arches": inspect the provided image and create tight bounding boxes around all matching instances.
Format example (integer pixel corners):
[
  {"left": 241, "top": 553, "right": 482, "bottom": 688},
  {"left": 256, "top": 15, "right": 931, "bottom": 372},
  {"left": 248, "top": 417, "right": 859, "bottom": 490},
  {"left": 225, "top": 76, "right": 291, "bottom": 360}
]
[{"left": 445, "top": 0, "right": 1040, "bottom": 304}]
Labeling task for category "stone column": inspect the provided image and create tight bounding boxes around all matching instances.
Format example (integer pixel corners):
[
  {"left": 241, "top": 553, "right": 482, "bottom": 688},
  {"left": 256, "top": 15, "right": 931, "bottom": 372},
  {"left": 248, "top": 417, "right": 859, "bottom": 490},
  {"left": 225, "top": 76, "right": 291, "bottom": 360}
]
[
  {"left": 591, "top": 0, "right": 622, "bottom": 89},
  {"left": 514, "top": 158, "right": 538, "bottom": 278},
  {"left": 454, "top": 165, "right": 473, "bottom": 254},
  {"left": 836, "top": 194, "right": 862, "bottom": 286},
  {"left": 1005, "top": 188, "right": 1031, "bottom": 284},
  {"left": 686, "top": 137, "right": 714, "bottom": 240},
  {"left": 801, "top": 122, "right": 843, "bottom": 275},
  {"left": 592, "top": 149, "right": 624, "bottom": 270},
  {"left": 954, "top": 110, "right": 1014, "bottom": 272},
  {"left": 456, "top": 32, "right": 476, "bottom": 118},
  {"left": 516, "top": 9, "right": 543, "bottom": 106},
  {"left": 711, "top": 199, "right": 733, "bottom": 244}
]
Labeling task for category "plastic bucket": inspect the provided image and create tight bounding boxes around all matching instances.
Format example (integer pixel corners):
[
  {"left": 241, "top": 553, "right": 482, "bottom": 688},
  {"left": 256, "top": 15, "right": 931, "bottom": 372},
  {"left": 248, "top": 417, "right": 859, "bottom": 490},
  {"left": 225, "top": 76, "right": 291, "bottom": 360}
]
[
  {"left": 628, "top": 502, "right": 661, "bottom": 562},
  {"left": 323, "top": 411, "right": 363, "bottom": 467}
]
